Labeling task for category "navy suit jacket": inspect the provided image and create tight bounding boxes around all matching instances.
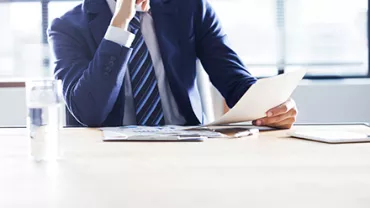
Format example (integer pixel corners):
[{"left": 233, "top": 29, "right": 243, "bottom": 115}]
[{"left": 48, "top": 0, "right": 257, "bottom": 127}]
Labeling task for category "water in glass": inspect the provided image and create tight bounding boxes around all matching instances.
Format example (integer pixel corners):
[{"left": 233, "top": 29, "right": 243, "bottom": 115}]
[{"left": 26, "top": 80, "right": 62, "bottom": 162}]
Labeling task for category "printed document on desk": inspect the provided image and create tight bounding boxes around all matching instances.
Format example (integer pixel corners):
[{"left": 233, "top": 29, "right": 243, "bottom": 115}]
[
  {"left": 102, "top": 126, "right": 225, "bottom": 141},
  {"left": 208, "top": 69, "right": 306, "bottom": 126}
]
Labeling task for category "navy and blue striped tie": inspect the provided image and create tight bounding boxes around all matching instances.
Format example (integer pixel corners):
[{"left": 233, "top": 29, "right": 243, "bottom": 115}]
[{"left": 128, "top": 13, "right": 165, "bottom": 126}]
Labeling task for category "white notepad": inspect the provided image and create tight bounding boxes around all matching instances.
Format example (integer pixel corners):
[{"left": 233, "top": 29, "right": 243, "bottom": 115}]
[{"left": 288, "top": 130, "right": 370, "bottom": 144}]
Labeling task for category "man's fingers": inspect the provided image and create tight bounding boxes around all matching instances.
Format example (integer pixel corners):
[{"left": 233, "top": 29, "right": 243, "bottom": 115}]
[
  {"left": 269, "top": 117, "right": 296, "bottom": 129},
  {"left": 135, "top": 0, "right": 149, "bottom": 11},
  {"left": 256, "top": 112, "right": 290, "bottom": 126},
  {"left": 255, "top": 108, "right": 297, "bottom": 126},
  {"left": 266, "top": 99, "right": 295, "bottom": 117},
  {"left": 136, "top": 0, "right": 146, "bottom": 4},
  {"left": 142, "top": 0, "right": 149, "bottom": 11},
  {"left": 253, "top": 98, "right": 298, "bottom": 129}
]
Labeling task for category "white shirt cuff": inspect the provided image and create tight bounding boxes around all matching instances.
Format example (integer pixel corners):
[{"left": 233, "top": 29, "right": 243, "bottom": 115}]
[{"left": 104, "top": 26, "right": 135, "bottom": 48}]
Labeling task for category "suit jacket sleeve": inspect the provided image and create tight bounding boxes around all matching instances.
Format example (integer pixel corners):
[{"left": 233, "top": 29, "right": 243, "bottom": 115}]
[
  {"left": 48, "top": 18, "right": 132, "bottom": 127},
  {"left": 195, "top": 0, "right": 257, "bottom": 108}
]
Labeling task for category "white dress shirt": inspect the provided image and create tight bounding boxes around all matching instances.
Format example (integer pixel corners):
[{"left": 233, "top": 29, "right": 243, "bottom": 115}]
[{"left": 104, "top": 0, "right": 186, "bottom": 125}]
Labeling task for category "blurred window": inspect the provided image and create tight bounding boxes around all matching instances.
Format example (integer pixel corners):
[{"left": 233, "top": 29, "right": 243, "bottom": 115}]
[{"left": 0, "top": 0, "right": 368, "bottom": 78}]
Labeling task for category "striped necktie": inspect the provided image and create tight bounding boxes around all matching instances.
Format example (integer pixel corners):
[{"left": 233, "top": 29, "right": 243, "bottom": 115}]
[{"left": 128, "top": 13, "right": 165, "bottom": 126}]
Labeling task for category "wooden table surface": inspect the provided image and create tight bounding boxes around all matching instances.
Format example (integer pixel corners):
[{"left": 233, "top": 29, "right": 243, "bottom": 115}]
[{"left": 1, "top": 125, "right": 370, "bottom": 208}]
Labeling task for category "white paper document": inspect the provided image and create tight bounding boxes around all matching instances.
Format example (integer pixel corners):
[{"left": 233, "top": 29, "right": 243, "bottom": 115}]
[{"left": 207, "top": 69, "right": 306, "bottom": 126}]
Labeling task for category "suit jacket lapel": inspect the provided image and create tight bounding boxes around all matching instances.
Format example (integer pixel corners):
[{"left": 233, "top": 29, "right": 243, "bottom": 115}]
[
  {"left": 151, "top": 0, "right": 179, "bottom": 76},
  {"left": 151, "top": 0, "right": 202, "bottom": 124}
]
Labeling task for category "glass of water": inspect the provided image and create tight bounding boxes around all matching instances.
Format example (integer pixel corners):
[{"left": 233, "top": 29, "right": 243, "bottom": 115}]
[{"left": 26, "top": 79, "right": 63, "bottom": 162}]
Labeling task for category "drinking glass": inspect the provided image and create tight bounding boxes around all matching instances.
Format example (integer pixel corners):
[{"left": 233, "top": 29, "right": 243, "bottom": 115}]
[{"left": 26, "top": 79, "right": 63, "bottom": 162}]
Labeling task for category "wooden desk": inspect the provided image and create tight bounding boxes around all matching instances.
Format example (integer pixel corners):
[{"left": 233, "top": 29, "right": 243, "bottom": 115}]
[{"left": 1, "top": 125, "right": 370, "bottom": 208}]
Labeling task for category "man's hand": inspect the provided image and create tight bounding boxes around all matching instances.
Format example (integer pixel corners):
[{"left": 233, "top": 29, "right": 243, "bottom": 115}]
[
  {"left": 253, "top": 98, "right": 298, "bottom": 129},
  {"left": 110, "top": 0, "right": 150, "bottom": 30}
]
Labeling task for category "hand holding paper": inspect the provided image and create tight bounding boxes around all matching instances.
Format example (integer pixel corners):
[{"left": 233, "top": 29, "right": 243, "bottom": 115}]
[
  {"left": 254, "top": 98, "right": 298, "bottom": 129},
  {"left": 207, "top": 69, "right": 306, "bottom": 126}
]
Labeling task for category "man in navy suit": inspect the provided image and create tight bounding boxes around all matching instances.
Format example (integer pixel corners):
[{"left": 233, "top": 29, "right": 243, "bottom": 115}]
[{"left": 48, "top": 0, "right": 298, "bottom": 128}]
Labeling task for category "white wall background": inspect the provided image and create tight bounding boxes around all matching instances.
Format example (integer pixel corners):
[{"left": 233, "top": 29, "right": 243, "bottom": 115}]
[
  {"left": 0, "top": 87, "right": 26, "bottom": 127},
  {"left": 1, "top": 79, "right": 369, "bottom": 127},
  {"left": 292, "top": 79, "right": 370, "bottom": 123}
]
